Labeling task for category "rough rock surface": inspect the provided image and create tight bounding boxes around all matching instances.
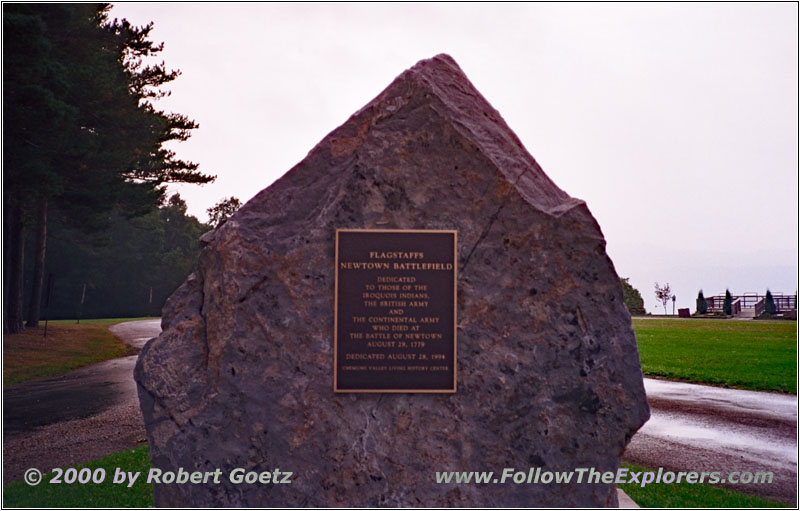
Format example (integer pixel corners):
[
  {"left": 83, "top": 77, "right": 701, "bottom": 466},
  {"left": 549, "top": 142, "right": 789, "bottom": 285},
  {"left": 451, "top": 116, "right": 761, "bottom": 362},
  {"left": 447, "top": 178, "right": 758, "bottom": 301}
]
[{"left": 135, "top": 54, "right": 649, "bottom": 507}]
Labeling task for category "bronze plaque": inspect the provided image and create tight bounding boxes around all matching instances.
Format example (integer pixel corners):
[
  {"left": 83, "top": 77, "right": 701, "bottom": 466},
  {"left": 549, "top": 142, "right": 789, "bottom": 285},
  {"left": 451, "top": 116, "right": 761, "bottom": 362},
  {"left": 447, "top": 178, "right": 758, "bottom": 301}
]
[{"left": 334, "top": 229, "right": 457, "bottom": 393}]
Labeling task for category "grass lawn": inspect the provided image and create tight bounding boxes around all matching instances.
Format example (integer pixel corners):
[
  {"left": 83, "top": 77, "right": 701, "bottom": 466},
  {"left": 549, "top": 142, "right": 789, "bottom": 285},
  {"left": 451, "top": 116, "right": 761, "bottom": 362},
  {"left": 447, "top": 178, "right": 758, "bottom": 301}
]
[
  {"left": 3, "top": 317, "right": 156, "bottom": 385},
  {"left": 632, "top": 318, "right": 797, "bottom": 394},
  {"left": 619, "top": 463, "right": 789, "bottom": 508},
  {"left": 2, "top": 447, "right": 153, "bottom": 508}
]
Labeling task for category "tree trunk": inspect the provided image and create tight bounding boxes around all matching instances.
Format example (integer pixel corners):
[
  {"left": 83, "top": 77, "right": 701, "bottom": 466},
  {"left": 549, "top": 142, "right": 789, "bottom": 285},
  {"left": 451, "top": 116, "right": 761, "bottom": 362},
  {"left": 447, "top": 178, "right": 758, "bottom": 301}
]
[
  {"left": 5, "top": 203, "right": 26, "bottom": 334},
  {"left": 26, "top": 197, "right": 48, "bottom": 328},
  {"left": 3, "top": 203, "right": 10, "bottom": 333}
]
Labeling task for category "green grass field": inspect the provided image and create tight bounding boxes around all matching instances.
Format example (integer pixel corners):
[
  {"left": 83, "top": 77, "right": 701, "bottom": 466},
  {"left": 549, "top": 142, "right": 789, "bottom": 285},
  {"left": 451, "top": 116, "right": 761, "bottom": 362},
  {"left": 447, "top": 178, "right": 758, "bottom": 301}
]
[
  {"left": 3, "top": 317, "right": 156, "bottom": 385},
  {"left": 632, "top": 318, "right": 797, "bottom": 393}
]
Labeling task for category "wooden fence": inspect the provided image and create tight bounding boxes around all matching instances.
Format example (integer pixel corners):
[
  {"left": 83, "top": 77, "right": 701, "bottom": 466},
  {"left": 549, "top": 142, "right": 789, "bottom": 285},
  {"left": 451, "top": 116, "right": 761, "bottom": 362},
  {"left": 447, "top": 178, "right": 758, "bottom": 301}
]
[{"left": 706, "top": 293, "right": 796, "bottom": 314}]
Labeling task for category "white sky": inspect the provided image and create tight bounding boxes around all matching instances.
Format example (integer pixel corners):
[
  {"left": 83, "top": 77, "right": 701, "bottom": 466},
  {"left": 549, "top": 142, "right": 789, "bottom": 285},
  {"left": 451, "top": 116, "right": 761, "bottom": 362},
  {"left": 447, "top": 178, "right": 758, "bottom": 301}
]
[{"left": 111, "top": 3, "right": 798, "bottom": 314}]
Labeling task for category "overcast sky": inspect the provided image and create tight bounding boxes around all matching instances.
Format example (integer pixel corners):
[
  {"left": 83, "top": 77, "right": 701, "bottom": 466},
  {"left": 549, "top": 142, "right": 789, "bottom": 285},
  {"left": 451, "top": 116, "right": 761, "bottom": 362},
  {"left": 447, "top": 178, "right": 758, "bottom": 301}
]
[{"left": 111, "top": 3, "right": 798, "bottom": 314}]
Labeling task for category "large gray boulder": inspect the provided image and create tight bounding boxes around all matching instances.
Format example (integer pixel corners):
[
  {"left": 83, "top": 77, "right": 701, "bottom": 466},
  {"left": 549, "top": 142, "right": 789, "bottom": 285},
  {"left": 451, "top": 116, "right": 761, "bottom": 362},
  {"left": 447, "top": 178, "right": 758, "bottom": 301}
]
[{"left": 135, "top": 54, "right": 649, "bottom": 507}]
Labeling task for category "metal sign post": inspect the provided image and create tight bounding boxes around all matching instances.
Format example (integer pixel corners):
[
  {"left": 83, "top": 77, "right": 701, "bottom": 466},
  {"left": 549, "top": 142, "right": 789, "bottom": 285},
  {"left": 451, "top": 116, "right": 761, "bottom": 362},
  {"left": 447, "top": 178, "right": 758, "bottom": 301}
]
[{"left": 77, "top": 283, "right": 87, "bottom": 324}]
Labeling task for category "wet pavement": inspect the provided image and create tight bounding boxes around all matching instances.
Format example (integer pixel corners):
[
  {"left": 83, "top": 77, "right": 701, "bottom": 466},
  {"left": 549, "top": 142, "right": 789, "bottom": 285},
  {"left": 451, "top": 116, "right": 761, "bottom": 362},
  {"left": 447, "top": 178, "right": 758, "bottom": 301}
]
[
  {"left": 108, "top": 318, "right": 161, "bottom": 350},
  {"left": 625, "top": 378, "right": 798, "bottom": 505},
  {"left": 3, "top": 357, "right": 134, "bottom": 435}
]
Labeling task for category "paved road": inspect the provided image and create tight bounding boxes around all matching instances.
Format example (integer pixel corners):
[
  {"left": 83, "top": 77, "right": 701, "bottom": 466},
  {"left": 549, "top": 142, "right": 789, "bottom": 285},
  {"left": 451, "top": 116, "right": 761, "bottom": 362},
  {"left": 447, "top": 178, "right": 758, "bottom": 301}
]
[
  {"left": 625, "top": 378, "right": 797, "bottom": 504},
  {"left": 108, "top": 319, "right": 161, "bottom": 350},
  {"left": 2, "top": 319, "right": 161, "bottom": 483},
  {"left": 4, "top": 356, "right": 138, "bottom": 435}
]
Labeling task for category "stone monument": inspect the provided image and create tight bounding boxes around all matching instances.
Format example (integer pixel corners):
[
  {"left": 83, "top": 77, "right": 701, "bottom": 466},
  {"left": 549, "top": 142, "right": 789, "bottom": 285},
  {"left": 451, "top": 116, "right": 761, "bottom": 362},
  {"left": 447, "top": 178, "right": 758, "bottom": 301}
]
[{"left": 135, "top": 54, "right": 649, "bottom": 507}]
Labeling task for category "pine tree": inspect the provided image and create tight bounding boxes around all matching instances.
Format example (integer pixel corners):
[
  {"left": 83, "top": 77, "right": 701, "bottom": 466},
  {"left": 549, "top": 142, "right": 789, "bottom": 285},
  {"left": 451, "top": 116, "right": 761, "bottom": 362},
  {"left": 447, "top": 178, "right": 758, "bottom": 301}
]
[
  {"left": 207, "top": 197, "right": 243, "bottom": 228},
  {"left": 765, "top": 290, "right": 777, "bottom": 315},
  {"left": 723, "top": 289, "right": 733, "bottom": 316},
  {"left": 3, "top": 5, "right": 74, "bottom": 332},
  {"left": 696, "top": 290, "right": 708, "bottom": 315},
  {"left": 3, "top": 4, "right": 215, "bottom": 331}
]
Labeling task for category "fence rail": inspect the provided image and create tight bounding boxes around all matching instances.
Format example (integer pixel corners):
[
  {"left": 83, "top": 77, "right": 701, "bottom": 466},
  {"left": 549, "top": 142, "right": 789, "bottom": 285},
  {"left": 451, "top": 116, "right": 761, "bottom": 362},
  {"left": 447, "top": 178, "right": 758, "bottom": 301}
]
[
  {"left": 754, "top": 298, "right": 765, "bottom": 316},
  {"left": 707, "top": 293, "right": 796, "bottom": 313}
]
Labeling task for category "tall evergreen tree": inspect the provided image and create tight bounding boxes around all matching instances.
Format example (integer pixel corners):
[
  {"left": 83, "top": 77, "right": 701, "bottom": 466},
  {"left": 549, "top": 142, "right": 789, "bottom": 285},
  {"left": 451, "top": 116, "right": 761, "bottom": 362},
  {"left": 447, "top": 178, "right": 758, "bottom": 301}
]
[
  {"left": 3, "top": 4, "right": 214, "bottom": 332},
  {"left": 3, "top": 5, "right": 74, "bottom": 332}
]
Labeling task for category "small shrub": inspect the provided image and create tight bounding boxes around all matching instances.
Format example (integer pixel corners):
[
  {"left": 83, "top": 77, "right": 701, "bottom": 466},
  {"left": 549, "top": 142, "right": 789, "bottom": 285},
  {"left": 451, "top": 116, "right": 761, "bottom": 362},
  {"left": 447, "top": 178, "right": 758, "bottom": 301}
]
[
  {"left": 765, "top": 290, "right": 777, "bottom": 315},
  {"left": 723, "top": 289, "right": 733, "bottom": 315}
]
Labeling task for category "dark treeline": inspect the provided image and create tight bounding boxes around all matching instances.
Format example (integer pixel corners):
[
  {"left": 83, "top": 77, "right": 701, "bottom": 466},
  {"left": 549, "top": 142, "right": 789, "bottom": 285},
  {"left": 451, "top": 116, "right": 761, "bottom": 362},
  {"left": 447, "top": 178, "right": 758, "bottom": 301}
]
[
  {"left": 28, "top": 194, "right": 209, "bottom": 320},
  {"left": 4, "top": 4, "right": 214, "bottom": 331},
  {"left": 621, "top": 277, "right": 646, "bottom": 315}
]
